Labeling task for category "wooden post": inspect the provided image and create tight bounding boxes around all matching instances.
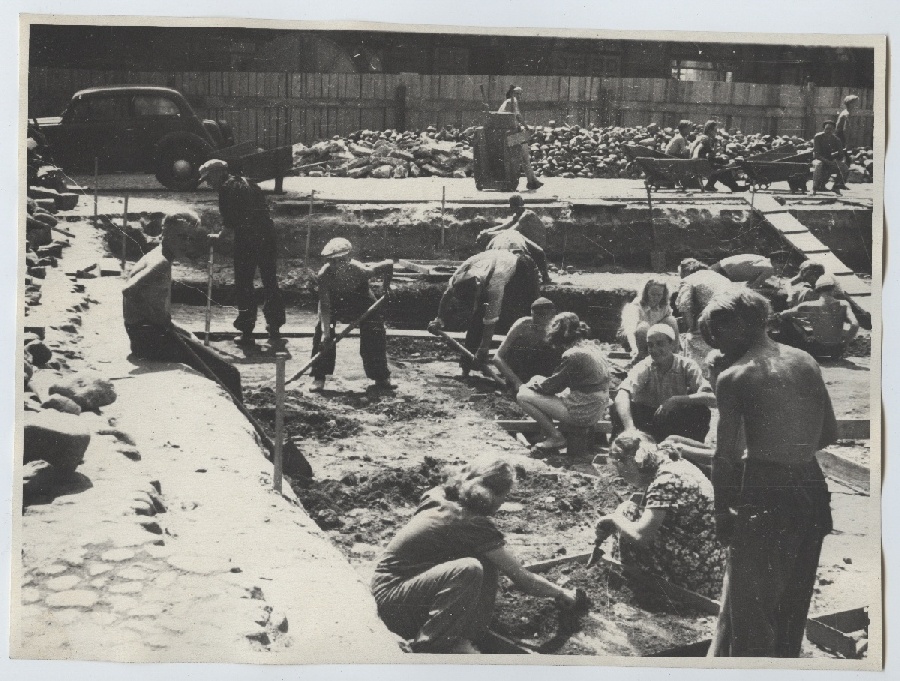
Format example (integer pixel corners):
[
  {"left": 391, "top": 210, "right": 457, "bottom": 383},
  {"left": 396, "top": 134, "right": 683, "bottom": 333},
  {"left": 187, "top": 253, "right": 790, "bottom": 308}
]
[
  {"left": 93, "top": 157, "right": 99, "bottom": 223},
  {"left": 273, "top": 352, "right": 287, "bottom": 492},
  {"left": 305, "top": 190, "right": 314, "bottom": 265},
  {"left": 561, "top": 221, "right": 568, "bottom": 271},
  {"left": 440, "top": 185, "right": 446, "bottom": 247},
  {"left": 647, "top": 181, "right": 665, "bottom": 272},
  {"left": 120, "top": 195, "right": 129, "bottom": 269},
  {"left": 204, "top": 243, "right": 214, "bottom": 346}
]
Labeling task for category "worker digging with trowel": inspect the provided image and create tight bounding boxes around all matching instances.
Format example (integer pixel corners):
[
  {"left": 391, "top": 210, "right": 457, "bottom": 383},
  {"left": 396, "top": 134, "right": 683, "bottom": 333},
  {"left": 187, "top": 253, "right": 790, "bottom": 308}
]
[
  {"left": 309, "top": 237, "right": 396, "bottom": 393},
  {"left": 429, "top": 248, "right": 540, "bottom": 378}
]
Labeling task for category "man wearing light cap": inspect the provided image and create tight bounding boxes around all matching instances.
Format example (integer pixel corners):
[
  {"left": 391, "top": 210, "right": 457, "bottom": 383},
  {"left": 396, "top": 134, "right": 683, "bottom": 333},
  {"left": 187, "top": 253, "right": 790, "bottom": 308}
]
[
  {"left": 773, "top": 274, "right": 859, "bottom": 358},
  {"left": 611, "top": 323, "right": 717, "bottom": 443},
  {"left": 493, "top": 297, "right": 562, "bottom": 390},
  {"left": 200, "top": 158, "right": 285, "bottom": 346},
  {"left": 310, "top": 238, "right": 395, "bottom": 392}
]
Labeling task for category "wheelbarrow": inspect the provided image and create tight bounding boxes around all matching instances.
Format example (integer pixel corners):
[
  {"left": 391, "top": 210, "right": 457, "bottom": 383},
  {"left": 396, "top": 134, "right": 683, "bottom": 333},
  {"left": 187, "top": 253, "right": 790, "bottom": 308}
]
[
  {"left": 740, "top": 161, "right": 811, "bottom": 192},
  {"left": 634, "top": 157, "right": 712, "bottom": 192}
]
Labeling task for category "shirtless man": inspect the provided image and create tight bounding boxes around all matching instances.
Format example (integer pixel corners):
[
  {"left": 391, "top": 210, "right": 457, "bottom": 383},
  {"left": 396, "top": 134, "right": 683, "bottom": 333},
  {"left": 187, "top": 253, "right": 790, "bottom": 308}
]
[
  {"left": 492, "top": 297, "right": 562, "bottom": 390},
  {"left": 699, "top": 289, "right": 836, "bottom": 657},
  {"left": 775, "top": 275, "right": 858, "bottom": 358}
]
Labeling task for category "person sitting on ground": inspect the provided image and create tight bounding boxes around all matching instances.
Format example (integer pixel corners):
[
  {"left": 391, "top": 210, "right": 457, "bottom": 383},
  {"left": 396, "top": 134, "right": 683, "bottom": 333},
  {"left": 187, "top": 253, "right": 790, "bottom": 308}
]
[
  {"left": 516, "top": 313, "right": 611, "bottom": 454},
  {"left": 429, "top": 249, "right": 540, "bottom": 377},
  {"left": 665, "top": 120, "right": 693, "bottom": 159},
  {"left": 611, "top": 324, "right": 716, "bottom": 443},
  {"left": 690, "top": 120, "right": 746, "bottom": 193},
  {"left": 498, "top": 86, "right": 543, "bottom": 191},
  {"left": 477, "top": 194, "right": 547, "bottom": 249},
  {"left": 122, "top": 211, "right": 242, "bottom": 399},
  {"left": 812, "top": 120, "right": 846, "bottom": 195},
  {"left": 493, "top": 297, "right": 563, "bottom": 391},
  {"left": 371, "top": 457, "right": 586, "bottom": 653},
  {"left": 710, "top": 253, "right": 776, "bottom": 289},
  {"left": 595, "top": 430, "right": 726, "bottom": 599},
  {"left": 618, "top": 277, "right": 680, "bottom": 362},
  {"left": 310, "top": 237, "right": 396, "bottom": 393},
  {"left": 772, "top": 275, "right": 859, "bottom": 359}
]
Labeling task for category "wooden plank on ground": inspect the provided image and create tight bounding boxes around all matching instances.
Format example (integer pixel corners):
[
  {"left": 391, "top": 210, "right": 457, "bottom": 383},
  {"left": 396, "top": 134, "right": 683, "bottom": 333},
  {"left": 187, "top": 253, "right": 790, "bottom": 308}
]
[
  {"left": 816, "top": 449, "right": 870, "bottom": 494},
  {"left": 781, "top": 231, "right": 831, "bottom": 254}
]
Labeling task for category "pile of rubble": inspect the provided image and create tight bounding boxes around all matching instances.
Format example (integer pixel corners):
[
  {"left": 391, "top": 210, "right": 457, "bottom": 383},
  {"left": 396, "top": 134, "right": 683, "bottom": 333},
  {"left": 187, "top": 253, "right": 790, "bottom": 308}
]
[{"left": 291, "top": 122, "right": 875, "bottom": 182}]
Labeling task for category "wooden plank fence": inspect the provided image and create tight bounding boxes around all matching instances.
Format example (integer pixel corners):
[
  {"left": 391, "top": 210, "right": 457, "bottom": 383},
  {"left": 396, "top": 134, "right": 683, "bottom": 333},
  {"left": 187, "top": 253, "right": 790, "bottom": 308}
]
[{"left": 27, "top": 68, "right": 875, "bottom": 150}]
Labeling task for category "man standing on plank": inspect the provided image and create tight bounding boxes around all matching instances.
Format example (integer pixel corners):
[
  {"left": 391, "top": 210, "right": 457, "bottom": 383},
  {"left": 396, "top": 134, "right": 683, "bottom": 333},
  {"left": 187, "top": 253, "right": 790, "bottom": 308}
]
[
  {"left": 200, "top": 159, "right": 285, "bottom": 346},
  {"left": 310, "top": 238, "right": 396, "bottom": 393},
  {"left": 429, "top": 249, "right": 540, "bottom": 377},
  {"left": 122, "top": 211, "right": 242, "bottom": 399},
  {"left": 700, "top": 289, "right": 836, "bottom": 657}
]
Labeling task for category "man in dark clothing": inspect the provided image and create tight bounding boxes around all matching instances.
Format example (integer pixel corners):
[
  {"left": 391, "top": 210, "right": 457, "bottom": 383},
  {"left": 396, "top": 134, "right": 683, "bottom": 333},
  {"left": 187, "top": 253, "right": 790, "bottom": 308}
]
[
  {"left": 122, "top": 211, "right": 242, "bottom": 399},
  {"left": 309, "top": 238, "right": 396, "bottom": 393},
  {"left": 200, "top": 159, "right": 285, "bottom": 346},
  {"left": 691, "top": 120, "right": 746, "bottom": 193},
  {"left": 429, "top": 250, "right": 540, "bottom": 377},
  {"left": 812, "top": 121, "right": 846, "bottom": 195}
]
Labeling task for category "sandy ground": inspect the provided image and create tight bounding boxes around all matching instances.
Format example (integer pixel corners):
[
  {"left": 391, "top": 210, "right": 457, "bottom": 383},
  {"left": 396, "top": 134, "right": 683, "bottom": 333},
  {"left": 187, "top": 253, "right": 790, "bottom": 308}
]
[{"left": 16, "top": 221, "right": 403, "bottom": 663}]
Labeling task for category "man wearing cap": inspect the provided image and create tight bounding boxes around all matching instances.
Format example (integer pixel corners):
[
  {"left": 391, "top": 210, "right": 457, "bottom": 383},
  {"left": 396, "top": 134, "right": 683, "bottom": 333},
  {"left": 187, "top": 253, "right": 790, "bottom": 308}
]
[
  {"left": 811, "top": 121, "right": 846, "bottom": 195},
  {"left": 122, "top": 211, "right": 242, "bottom": 398},
  {"left": 773, "top": 275, "right": 859, "bottom": 358},
  {"left": 200, "top": 159, "right": 285, "bottom": 345},
  {"left": 493, "top": 297, "right": 562, "bottom": 391},
  {"left": 498, "top": 86, "right": 543, "bottom": 191},
  {"left": 429, "top": 249, "right": 540, "bottom": 377},
  {"left": 310, "top": 238, "right": 395, "bottom": 393},
  {"left": 611, "top": 324, "right": 717, "bottom": 443},
  {"left": 477, "top": 195, "right": 547, "bottom": 249}
]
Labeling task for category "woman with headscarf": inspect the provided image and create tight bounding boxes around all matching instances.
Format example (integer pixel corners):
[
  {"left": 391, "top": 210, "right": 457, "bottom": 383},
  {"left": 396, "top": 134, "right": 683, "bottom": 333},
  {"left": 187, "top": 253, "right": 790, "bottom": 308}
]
[
  {"left": 498, "top": 85, "right": 543, "bottom": 191},
  {"left": 517, "top": 312, "right": 611, "bottom": 453},
  {"left": 371, "top": 457, "right": 587, "bottom": 653},
  {"left": 595, "top": 430, "right": 726, "bottom": 599}
]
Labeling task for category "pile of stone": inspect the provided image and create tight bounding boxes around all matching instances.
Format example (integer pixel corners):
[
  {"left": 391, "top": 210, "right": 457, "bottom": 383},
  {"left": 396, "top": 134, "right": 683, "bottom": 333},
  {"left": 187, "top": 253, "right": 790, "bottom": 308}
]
[{"left": 291, "top": 122, "right": 875, "bottom": 182}]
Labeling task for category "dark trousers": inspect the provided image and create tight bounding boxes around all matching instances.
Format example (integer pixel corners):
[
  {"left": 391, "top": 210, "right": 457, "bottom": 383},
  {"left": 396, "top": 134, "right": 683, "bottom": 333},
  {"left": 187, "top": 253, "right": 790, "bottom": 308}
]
[
  {"left": 611, "top": 399, "right": 711, "bottom": 443},
  {"left": 126, "top": 324, "right": 242, "bottom": 400},
  {"left": 233, "top": 233, "right": 285, "bottom": 334},
  {"left": 372, "top": 558, "right": 499, "bottom": 653},
  {"left": 710, "top": 460, "right": 832, "bottom": 657},
  {"left": 461, "top": 255, "right": 540, "bottom": 372},
  {"left": 706, "top": 167, "right": 741, "bottom": 191},
  {"left": 310, "top": 299, "right": 390, "bottom": 382}
]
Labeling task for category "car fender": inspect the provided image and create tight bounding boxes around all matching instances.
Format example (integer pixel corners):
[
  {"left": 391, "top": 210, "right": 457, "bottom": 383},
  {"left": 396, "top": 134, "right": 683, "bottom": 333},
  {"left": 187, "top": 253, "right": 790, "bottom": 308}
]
[{"left": 153, "top": 131, "right": 212, "bottom": 161}]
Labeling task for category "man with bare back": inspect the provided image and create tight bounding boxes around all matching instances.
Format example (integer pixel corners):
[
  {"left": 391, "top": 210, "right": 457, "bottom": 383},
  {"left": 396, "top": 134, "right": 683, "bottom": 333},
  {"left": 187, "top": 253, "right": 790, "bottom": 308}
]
[{"left": 698, "top": 289, "right": 837, "bottom": 658}]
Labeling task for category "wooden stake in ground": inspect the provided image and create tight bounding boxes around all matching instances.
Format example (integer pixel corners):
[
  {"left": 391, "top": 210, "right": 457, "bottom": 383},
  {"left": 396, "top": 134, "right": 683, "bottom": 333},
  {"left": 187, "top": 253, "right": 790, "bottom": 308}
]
[
  {"left": 273, "top": 352, "right": 288, "bottom": 492},
  {"left": 440, "top": 185, "right": 446, "bottom": 247},
  {"left": 305, "top": 190, "right": 314, "bottom": 265},
  {"left": 120, "top": 195, "right": 129, "bottom": 270},
  {"left": 204, "top": 242, "right": 214, "bottom": 346},
  {"left": 93, "top": 157, "right": 99, "bottom": 223}
]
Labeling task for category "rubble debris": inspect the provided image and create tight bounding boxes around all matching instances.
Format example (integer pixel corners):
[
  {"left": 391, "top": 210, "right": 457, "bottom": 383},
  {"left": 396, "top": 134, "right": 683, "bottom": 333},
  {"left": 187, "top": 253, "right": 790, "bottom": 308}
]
[
  {"left": 49, "top": 373, "right": 117, "bottom": 412},
  {"left": 23, "top": 410, "right": 91, "bottom": 474}
]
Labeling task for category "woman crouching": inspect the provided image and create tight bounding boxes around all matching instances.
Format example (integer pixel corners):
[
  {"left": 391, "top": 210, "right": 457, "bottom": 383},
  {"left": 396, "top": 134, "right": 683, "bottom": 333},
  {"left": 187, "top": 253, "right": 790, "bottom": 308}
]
[
  {"left": 516, "top": 312, "right": 611, "bottom": 454},
  {"left": 595, "top": 431, "right": 725, "bottom": 599},
  {"left": 371, "top": 457, "right": 586, "bottom": 653}
]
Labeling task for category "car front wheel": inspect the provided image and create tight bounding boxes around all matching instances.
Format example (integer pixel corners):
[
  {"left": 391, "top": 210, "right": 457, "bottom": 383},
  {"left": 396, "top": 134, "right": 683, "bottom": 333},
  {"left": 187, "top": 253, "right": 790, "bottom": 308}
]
[{"left": 155, "top": 139, "right": 211, "bottom": 191}]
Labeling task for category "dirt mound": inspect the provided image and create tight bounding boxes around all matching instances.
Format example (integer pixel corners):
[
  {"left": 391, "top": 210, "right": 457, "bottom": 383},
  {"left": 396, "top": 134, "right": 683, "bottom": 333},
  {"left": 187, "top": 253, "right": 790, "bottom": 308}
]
[
  {"left": 290, "top": 457, "right": 448, "bottom": 532},
  {"left": 492, "top": 561, "right": 711, "bottom": 656},
  {"left": 335, "top": 393, "right": 451, "bottom": 422},
  {"left": 245, "top": 388, "right": 362, "bottom": 441}
]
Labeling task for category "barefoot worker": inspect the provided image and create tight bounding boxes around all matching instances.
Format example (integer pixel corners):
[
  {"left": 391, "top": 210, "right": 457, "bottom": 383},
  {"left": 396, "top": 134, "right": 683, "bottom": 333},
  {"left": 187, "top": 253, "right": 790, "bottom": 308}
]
[
  {"left": 493, "top": 297, "right": 562, "bottom": 391},
  {"left": 200, "top": 158, "right": 285, "bottom": 347},
  {"left": 122, "top": 211, "right": 242, "bottom": 398},
  {"left": 611, "top": 324, "right": 716, "bottom": 443},
  {"left": 429, "top": 249, "right": 540, "bottom": 377},
  {"left": 700, "top": 290, "right": 836, "bottom": 657},
  {"left": 310, "top": 238, "right": 396, "bottom": 393},
  {"left": 516, "top": 313, "right": 611, "bottom": 454},
  {"left": 371, "top": 457, "right": 586, "bottom": 653}
]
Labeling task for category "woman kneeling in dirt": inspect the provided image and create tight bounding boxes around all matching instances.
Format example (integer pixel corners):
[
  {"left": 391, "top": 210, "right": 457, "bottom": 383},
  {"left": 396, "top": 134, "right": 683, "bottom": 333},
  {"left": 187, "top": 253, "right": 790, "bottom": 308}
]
[
  {"left": 371, "top": 457, "right": 587, "bottom": 653},
  {"left": 595, "top": 431, "right": 725, "bottom": 599},
  {"left": 516, "top": 313, "right": 611, "bottom": 454}
]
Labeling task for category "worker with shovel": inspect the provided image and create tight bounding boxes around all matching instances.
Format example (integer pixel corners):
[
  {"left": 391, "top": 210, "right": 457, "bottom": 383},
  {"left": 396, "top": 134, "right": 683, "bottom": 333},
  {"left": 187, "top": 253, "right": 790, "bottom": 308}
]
[
  {"left": 122, "top": 211, "right": 242, "bottom": 398},
  {"left": 309, "top": 238, "right": 396, "bottom": 393},
  {"left": 200, "top": 159, "right": 286, "bottom": 347},
  {"left": 428, "top": 248, "right": 540, "bottom": 378}
]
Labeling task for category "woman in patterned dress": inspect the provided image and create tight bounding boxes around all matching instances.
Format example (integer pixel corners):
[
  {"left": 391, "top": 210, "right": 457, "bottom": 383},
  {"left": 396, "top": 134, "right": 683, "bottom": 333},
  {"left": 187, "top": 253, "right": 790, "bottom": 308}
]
[{"left": 595, "top": 430, "right": 726, "bottom": 599}]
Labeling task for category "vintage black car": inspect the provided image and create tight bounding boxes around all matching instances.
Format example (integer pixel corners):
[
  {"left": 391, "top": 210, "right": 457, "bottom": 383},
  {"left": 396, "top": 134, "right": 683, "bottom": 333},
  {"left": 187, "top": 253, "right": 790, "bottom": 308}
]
[{"left": 31, "top": 86, "right": 235, "bottom": 190}]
